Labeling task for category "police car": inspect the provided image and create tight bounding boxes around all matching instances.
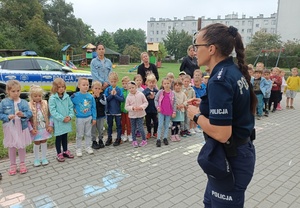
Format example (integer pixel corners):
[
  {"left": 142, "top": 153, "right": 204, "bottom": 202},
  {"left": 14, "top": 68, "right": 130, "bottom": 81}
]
[{"left": 0, "top": 56, "right": 92, "bottom": 98}]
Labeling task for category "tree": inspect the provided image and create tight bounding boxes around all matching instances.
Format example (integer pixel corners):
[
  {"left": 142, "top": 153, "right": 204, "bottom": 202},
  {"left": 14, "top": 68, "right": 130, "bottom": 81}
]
[
  {"left": 42, "top": 0, "right": 95, "bottom": 46},
  {"left": 0, "top": 0, "right": 43, "bottom": 31},
  {"left": 245, "top": 30, "right": 282, "bottom": 58},
  {"left": 163, "top": 28, "right": 193, "bottom": 60},
  {"left": 113, "top": 28, "right": 146, "bottom": 53},
  {"left": 22, "top": 15, "right": 60, "bottom": 57},
  {"left": 93, "top": 30, "right": 118, "bottom": 51},
  {"left": 283, "top": 40, "right": 300, "bottom": 57},
  {"left": 157, "top": 43, "right": 167, "bottom": 62},
  {"left": 123, "top": 45, "right": 141, "bottom": 63}
]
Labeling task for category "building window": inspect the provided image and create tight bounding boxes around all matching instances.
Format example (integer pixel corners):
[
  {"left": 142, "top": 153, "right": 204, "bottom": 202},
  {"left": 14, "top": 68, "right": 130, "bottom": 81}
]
[
  {"left": 156, "top": 38, "right": 159, "bottom": 42},
  {"left": 242, "top": 21, "right": 245, "bottom": 26},
  {"left": 248, "top": 21, "right": 252, "bottom": 26},
  {"left": 162, "top": 23, "right": 165, "bottom": 27},
  {"left": 264, "top": 20, "right": 269, "bottom": 25},
  {"left": 181, "top": 22, "right": 185, "bottom": 27},
  {"left": 271, "top": 20, "right": 276, "bottom": 25},
  {"left": 241, "top": 29, "right": 244, "bottom": 33},
  {"left": 168, "top": 26, "right": 171, "bottom": 30},
  {"left": 150, "top": 38, "right": 153, "bottom": 42},
  {"left": 161, "top": 30, "right": 165, "bottom": 35},
  {"left": 271, "top": 28, "right": 275, "bottom": 33},
  {"left": 192, "top": 22, "right": 196, "bottom": 26},
  {"left": 150, "top": 31, "right": 154, "bottom": 35},
  {"left": 247, "top": 29, "right": 252, "bottom": 33},
  {"left": 225, "top": 21, "right": 230, "bottom": 25},
  {"left": 235, "top": 21, "right": 239, "bottom": 26},
  {"left": 256, "top": 24, "right": 259, "bottom": 28},
  {"left": 150, "top": 23, "right": 154, "bottom": 27},
  {"left": 156, "top": 30, "right": 159, "bottom": 34}
]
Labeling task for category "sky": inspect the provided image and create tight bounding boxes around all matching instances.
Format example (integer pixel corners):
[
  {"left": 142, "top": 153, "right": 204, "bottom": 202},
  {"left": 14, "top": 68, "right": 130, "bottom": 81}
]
[{"left": 67, "top": 0, "right": 278, "bottom": 35}]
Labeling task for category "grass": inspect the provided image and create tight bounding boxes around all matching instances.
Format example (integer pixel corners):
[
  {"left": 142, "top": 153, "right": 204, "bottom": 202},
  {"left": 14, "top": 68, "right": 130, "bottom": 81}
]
[{"left": 0, "top": 62, "right": 195, "bottom": 159}]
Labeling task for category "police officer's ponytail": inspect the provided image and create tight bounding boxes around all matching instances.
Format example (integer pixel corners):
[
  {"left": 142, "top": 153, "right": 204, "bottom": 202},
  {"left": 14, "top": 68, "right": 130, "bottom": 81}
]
[
  {"left": 200, "top": 23, "right": 257, "bottom": 114},
  {"left": 232, "top": 27, "right": 258, "bottom": 115}
]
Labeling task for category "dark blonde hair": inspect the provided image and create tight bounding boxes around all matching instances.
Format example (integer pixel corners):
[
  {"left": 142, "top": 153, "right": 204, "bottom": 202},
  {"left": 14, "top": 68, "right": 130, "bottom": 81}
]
[
  {"left": 6, "top": 80, "right": 21, "bottom": 94},
  {"left": 134, "top": 74, "right": 143, "bottom": 81},
  {"left": 109, "top": 72, "right": 118, "bottom": 81},
  {"left": 173, "top": 78, "right": 183, "bottom": 86},
  {"left": 92, "top": 81, "right": 102, "bottom": 88},
  {"left": 51, "top": 78, "right": 66, "bottom": 94},
  {"left": 121, "top": 76, "right": 130, "bottom": 83},
  {"left": 78, "top": 77, "right": 89, "bottom": 85},
  {"left": 183, "top": 74, "right": 192, "bottom": 81}
]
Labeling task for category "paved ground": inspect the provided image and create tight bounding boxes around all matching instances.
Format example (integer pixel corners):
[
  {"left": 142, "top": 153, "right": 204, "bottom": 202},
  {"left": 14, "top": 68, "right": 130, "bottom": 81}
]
[{"left": 0, "top": 96, "right": 300, "bottom": 208}]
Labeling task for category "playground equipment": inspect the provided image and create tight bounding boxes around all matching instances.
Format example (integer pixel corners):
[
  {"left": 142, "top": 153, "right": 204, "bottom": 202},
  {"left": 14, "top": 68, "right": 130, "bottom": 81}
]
[
  {"left": 147, "top": 42, "right": 160, "bottom": 67},
  {"left": 254, "top": 48, "right": 290, "bottom": 69},
  {"left": 128, "top": 64, "right": 140, "bottom": 72}
]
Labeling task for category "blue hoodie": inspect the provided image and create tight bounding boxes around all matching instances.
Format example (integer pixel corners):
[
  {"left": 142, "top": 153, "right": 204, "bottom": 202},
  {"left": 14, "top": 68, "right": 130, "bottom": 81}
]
[
  {"left": 104, "top": 86, "right": 124, "bottom": 115},
  {"left": 71, "top": 92, "right": 96, "bottom": 120}
]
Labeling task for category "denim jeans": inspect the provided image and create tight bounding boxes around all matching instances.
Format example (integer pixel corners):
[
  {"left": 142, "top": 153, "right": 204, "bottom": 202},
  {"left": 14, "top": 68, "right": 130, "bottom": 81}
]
[
  {"left": 157, "top": 113, "right": 171, "bottom": 140},
  {"left": 107, "top": 115, "right": 121, "bottom": 139},
  {"left": 256, "top": 94, "right": 264, "bottom": 116},
  {"left": 130, "top": 117, "right": 146, "bottom": 141}
]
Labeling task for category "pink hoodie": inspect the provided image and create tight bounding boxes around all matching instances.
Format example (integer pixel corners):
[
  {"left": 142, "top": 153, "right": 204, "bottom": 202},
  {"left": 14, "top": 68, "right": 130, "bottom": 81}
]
[{"left": 125, "top": 91, "right": 149, "bottom": 118}]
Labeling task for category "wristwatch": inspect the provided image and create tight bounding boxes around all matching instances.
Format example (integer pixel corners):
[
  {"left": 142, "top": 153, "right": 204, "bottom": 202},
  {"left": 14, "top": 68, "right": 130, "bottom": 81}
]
[{"left": 193, "top": 113, "right": 201, "bottom": 124}]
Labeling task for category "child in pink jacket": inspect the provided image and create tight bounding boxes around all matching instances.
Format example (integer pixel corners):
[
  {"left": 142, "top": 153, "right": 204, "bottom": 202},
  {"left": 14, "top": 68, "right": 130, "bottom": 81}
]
[{"left": 125, "top": 81, "right": 149, "bottom": 147}]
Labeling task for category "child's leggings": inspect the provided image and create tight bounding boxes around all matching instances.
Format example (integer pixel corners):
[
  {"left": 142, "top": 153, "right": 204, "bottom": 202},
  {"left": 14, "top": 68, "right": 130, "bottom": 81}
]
[{"left": 9, "top": 147, "right": 26, "bottom": 165}]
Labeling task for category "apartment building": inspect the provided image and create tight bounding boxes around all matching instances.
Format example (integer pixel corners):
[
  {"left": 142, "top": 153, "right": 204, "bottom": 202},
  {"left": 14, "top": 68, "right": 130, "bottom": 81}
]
[
  {"left": 147, "top": 13, "right": 277, "bottom": 46},
  {"left": 277, "top": 0, "right": 300, "bottom": 42},
  {"left": 147, "top": 16, "right": 198, "bottom": 43}
]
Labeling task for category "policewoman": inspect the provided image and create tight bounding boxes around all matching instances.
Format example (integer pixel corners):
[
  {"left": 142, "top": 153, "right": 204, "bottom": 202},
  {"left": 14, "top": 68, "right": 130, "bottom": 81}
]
[{"left": 187, "top": 23, "right": 257, "bottom": 207}]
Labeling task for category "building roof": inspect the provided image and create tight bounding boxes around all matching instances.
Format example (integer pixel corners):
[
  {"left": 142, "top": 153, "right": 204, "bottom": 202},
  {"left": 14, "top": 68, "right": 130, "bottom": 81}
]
[{"left": 61, "top": 44, "right": 72, "bottom": 52}]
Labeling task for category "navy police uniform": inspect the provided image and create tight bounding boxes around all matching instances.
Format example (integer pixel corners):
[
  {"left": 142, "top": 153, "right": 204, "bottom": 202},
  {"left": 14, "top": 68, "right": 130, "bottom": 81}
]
[{"left": 199, "top": 57, "right": 256, "bottom": 208}]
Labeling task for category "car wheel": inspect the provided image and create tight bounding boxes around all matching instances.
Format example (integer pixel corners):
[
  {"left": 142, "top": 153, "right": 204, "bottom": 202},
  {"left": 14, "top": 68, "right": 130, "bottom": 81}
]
[{"left": 0, "top": 88, "right": 6, "bottom": 101}]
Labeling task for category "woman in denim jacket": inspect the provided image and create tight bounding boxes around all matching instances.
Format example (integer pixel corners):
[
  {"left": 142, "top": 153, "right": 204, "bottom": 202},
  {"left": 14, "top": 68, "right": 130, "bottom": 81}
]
[{"left": 0, "top": 80, "right": 32, "bottom": 175}]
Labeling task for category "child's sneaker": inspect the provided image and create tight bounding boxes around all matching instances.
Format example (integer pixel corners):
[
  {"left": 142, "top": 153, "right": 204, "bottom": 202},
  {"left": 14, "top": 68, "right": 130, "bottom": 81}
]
[
  {"left": 56, "top": 153, "right": 65, "bottom": 162},
  {"left": 121, "top": 134, "right": 128, "bottom": 142},
  {"left": 195, "top": 128, "right": 202, "bottom": 133},
  {"left": 175, "top": 134, "right": 181, "bottom": 141},
  {"left": 163, "top": 138, "right": 169, "bottom": 145},
  {"left": 180, "top": 130, "right": 187, "bottom": 137},
  {"left": 185, "top": 130, "right": 192, "bottom": 136},
  {"left": 8, "top": 164, "right": 17, "bottom": 176},
  {"left": 128, "top": 135, "right": 133, "bottom": 142},
  {"left": 19, "top": 162, "right": 28, "bottom": 174},
  {"left": 156, "top": 139, "right": 161, "bottom": 147},
  {"left": 86, "top": 147, "right": 94, "bottom": 154},
  {"left": 153, "top": 133, "right": 157, "bottom": 138},
  {"left": 132, "top": 141, "right": 138, "bottom": 148},
  {"left": 98, "top": 140, "right": 105, "bottom": 148},
  {"left": 170, "top": 135, "right": 177, "bottom": 142},
  {"left": 189, "top": 129, "right": 196, "bottom": 134},
  {"left": 139, "top": 140, "right": 147, "bottom": 147},
  {"left": 92, "top": 141, "right": 100, "bottom": 149},
  {"left": 76, "top": 149, "right": 82, "bottom": 157},
  {"left": 33, "top": 159, "right": 41, "bottom": 167},
  {"left": 63, "top": 150, "right": 74, "bottom": 158},
  {"left": 146, "top": 133, "right": 151, "bottom": 139},
  {"left": 41, "top": 159, "right": 49, "bottom": 166}
]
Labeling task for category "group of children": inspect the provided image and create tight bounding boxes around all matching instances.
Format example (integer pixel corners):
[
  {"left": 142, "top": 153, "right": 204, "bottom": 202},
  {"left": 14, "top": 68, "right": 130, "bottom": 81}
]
[
  {"left": 0, "top": 68, "right": 208, "bottom": 176},
  {"left": 248, "top": 62, "right": 300, "bottom": 119}
]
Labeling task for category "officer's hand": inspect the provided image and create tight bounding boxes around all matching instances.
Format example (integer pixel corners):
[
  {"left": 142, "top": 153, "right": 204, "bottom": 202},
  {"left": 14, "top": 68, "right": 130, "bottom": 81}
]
[{"left": 187, "top": 105, "right": 200, "bottom": 120}]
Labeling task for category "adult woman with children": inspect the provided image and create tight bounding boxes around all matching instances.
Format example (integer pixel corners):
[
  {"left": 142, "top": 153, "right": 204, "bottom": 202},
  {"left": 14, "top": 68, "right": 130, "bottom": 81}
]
[
  {"left": 187, "top": 23, "right": 257, "bottom": 208},
  {"left": 179, "top": 45, "right": 199, "bottom": 78}
]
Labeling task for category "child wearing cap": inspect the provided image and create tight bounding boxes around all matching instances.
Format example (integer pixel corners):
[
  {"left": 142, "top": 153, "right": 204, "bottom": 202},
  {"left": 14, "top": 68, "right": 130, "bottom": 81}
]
[{"left": 179, "top": 71, "right": 186, "bottom": 82}]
